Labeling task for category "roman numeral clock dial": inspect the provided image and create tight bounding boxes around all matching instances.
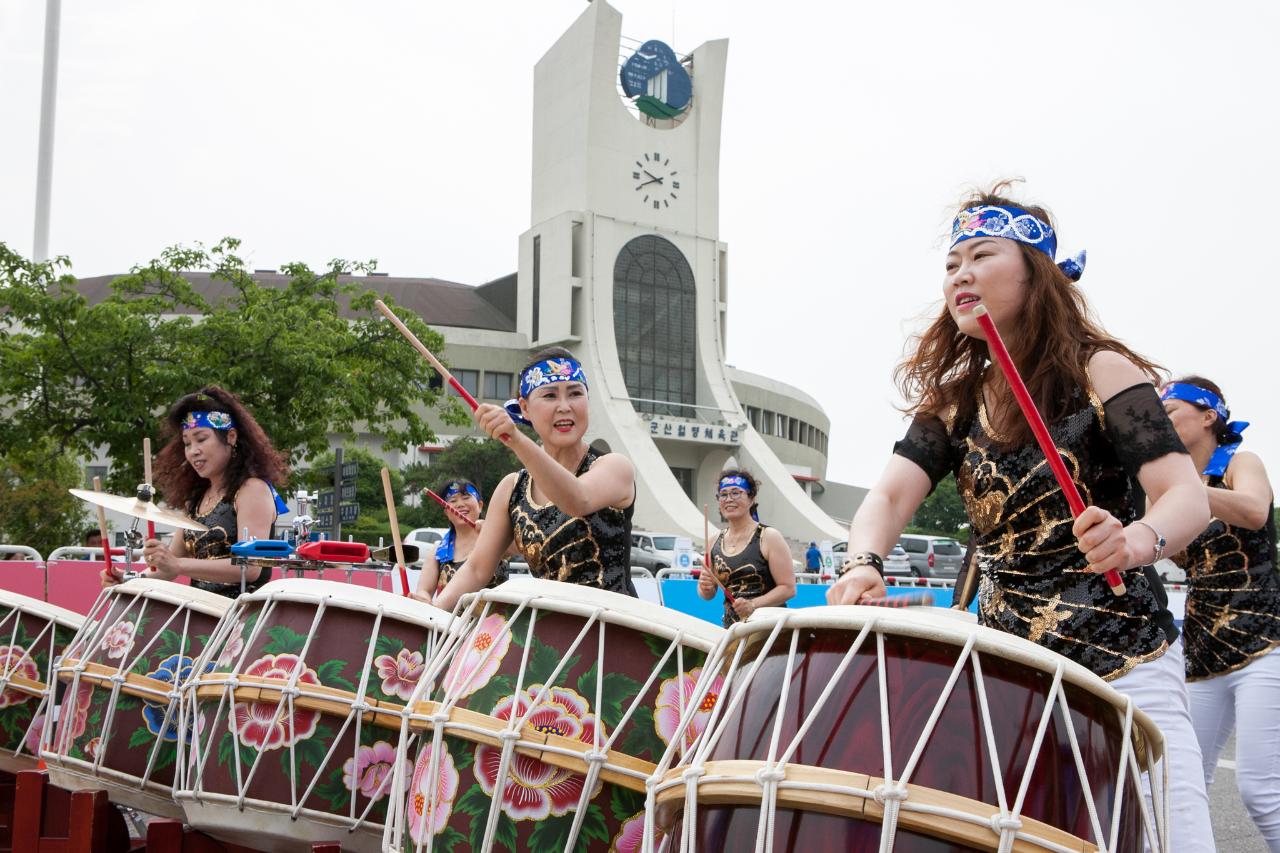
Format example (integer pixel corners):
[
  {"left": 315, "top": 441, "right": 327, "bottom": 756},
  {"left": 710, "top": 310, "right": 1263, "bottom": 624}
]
[{"left": 631, "top": 152, "right": 680, "bottom": 210}]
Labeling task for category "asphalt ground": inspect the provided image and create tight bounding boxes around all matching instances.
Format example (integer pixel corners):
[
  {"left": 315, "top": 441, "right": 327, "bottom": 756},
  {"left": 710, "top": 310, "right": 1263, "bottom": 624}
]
[{"left": 1210, "top": 733, "right": 1269, "bottom": 852}]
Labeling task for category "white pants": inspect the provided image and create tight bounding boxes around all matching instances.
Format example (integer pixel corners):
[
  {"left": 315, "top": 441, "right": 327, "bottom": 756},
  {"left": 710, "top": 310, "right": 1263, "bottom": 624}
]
[
  {"left": 1187, "top": 644, "right": 1280, "bottom": 852},
  {"left": 1110, "top": 642, "right": 1217, "bottom": 852}
]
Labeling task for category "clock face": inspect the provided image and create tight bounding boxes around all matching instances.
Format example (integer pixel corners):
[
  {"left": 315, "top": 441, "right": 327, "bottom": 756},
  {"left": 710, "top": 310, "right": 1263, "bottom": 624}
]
[{"left": 631, "top": 152, "right": 681, "bottom": 210}]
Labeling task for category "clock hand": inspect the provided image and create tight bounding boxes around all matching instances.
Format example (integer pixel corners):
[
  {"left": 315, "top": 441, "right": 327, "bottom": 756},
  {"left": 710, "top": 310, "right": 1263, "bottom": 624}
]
[
  {"left": 643, "top": 170, "right": 664, "bottom": 184},
  {"left": 637, "top": 177, "right": 661, "bottom": 188}
]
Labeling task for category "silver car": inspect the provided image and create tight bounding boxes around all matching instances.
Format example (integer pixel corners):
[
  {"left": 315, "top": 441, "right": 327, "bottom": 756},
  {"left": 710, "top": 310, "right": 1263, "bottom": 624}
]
[{"left": 897, "top": 535, "right": 964, "bottom": 579}]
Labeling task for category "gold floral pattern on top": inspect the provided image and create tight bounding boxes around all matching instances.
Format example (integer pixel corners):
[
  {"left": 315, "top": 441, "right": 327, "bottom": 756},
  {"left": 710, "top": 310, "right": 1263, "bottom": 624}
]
[
  {"left": 507, "top": 449, "right": 636, "bottom": 596},
  {"left": 1173, "top": 489, "right": 1280, "bottom": 682},
  {"left": 709, "top": 524, "right": 778, "bottom": 627},
  {"left": 898, "top": 383, "right": 1184, "bottom": 681},
  {"left": 182, "top": 495, "right": 271, "bottom": 598}
]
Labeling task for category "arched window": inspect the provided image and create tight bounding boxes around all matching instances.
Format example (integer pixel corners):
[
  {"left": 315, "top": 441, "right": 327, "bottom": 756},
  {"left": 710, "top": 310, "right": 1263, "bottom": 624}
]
[{"left": 613, "top": 235, "right": 696, "bottom": 417}]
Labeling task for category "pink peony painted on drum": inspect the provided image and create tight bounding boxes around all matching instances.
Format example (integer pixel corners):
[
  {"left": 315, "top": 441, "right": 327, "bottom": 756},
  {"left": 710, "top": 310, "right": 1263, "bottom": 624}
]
[
  {"left": 342, "top": 740, "right": 409, "bottom": 801},
  {"left": 23, "top": 713, "right": 45, "bottom": 755},
  {"left": 374, "top": 648, "right": 425, "bottom": 702},
  {"left": 85, "top": 736, "right": 101, "bottom": 761},
  {"left": 407, "top": 745, "right": 460, "bottom": 842},
  {"left": 0, "top": 645, "right": 38, "bottom": 708},
  {"left": 217, "top": 618, "right": 248, "bottom": 668},
  {"left": 102, "top": 619, "right": 137, "bottom": 661},
  {"left": 441, "top": 613, "right": 511, "bottom": 700},
  {"left": 610, "top": 811, "right": 661, "bottom": 853},
  {"left": 232, "top": 653, "right": 321, "bottom": 750},
  {"left": 654, "top": 666, "right": 723, "bottom": 751},
  {"left": 64, "top": 682, "right": 94, "bottom": 743},
  {"left": 475, "top": 685, "right": 602, "bottom": 821}
]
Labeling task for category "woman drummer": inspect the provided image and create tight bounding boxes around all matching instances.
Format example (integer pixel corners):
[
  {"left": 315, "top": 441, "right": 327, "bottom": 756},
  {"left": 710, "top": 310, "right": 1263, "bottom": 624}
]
[
  {"left": 107, "top": 386, "right": 290, "bottom": 597},
  {"left": 826, "top": 183, "right": 1214, "bottom": 848},
  {"left": 411, "top": 478, "right": 509, "bottom": 602},
  {"left": 1161, "top": 376, "right": 1280, "bottom": 846},
  {"left": 697, "top": 469, "right": 796, "bottom": 626},
  {"left": 434, "top": 348, "right": 637, "bottom": 610}
]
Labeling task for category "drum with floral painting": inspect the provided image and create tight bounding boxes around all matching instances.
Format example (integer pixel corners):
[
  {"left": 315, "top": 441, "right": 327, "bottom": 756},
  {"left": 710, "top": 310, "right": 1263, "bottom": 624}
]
[
  {"left": 43, "top": 578, "right": 230, "bottom": 819},
  {"left": 0, "top": 591, "right": 83, "bottom": 773},
  {"left": 386, "top": 578, "right": 725, "bottom": 853},
  {"left": 174, "top": 579, "right": 450, "bottom": 853}
]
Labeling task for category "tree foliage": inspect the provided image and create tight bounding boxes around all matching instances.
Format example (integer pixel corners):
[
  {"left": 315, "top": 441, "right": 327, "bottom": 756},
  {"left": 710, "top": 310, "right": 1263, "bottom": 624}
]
[
  {"left": 0, "top": 440, "right": 87, "bottom": 558},
  {"left": 298, "top": 446, "right": 406, "bottom": 518},
  {"left": 0, "top": 240, "right": 469, "bottom": 500},
  {"left": 905, "top": 473, "right": 970, "bottom": 538}
]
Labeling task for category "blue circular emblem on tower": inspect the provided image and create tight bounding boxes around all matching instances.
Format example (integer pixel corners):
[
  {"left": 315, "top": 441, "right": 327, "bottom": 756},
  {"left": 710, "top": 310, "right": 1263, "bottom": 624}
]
[{"left": 620, "top": 40, "right": 691, "bottom": 119}]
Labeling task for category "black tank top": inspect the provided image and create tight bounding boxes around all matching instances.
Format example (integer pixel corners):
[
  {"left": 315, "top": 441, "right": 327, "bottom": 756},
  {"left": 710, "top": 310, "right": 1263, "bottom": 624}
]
[
  {"left": 1174, "top": 473, "right": 1280, "bottom": 681},
  {"left": 507, "top": 448, "right": 637, "bottom": 596},
  {"left": 182, "top": 492, "right": 272, "bottom": 598},
  {"left": 710, "top": 523, "right": 781, "bottom": 627},
  {"left": 436, "top": 554, "right": 509, "bottom": 594}
]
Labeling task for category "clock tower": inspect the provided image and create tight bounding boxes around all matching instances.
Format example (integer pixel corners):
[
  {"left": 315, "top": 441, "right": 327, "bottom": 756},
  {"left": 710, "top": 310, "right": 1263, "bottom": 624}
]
[{"left": 516, "top": 1, "right": 844, "bottom": 543}]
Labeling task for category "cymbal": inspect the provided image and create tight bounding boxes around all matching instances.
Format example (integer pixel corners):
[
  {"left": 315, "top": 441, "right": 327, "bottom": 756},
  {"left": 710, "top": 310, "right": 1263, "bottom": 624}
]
[{"left": 69, "top": 489, "right": 209, "bottom": 532}]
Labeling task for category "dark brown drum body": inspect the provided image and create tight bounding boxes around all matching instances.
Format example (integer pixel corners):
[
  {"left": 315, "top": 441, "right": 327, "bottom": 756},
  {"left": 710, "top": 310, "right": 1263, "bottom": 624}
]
[{"left": 654, "top": 606, "right": 1165, "bottom": 853}]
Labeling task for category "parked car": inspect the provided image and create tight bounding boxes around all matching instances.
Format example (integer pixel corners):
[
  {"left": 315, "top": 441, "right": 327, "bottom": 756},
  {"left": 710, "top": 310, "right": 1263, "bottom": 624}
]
[
  {"left": 404, "top": 527, "right": 448, "bottom": 555},
  {"left": 833, "top": 542, "right": 913, "bottom": 578},
  {"left": 1154, "top": 558, "right": 1186, "bottom": 584},
  {"left": 897, "top": 534, "right": 964, "bottom": 579},
  {"left": 631, "top": 532, "right": 702, "bottom": 571}
]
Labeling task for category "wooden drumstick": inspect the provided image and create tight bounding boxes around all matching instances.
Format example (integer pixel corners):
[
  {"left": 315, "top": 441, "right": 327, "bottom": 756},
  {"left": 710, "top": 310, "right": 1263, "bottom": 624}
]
[
  {"left": 374, "top": 299, "right": 509, "bottom": 442},
  {"left": 861, "top": 592, "right": 934, "bottom": 608},
  {"left": 702, "top": 503, "right": 736, "bottom": 604},
  {"left": 974, "top": 305, "right": 1126, "bottom": 596},
  {"left": 92, "top": 476, "right": 120, "bottom": 581},
  {"left": 380, "top": 468, "right": 411, "bottom": 597},
  {"left": 424, "top": 487, "right": 480, "bottom": 530},
  {"left": 142, "top": 437, "right": 157, "bottom": 543}
]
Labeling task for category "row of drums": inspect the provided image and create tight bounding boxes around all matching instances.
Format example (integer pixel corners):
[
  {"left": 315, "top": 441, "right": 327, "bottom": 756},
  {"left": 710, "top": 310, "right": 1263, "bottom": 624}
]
[{"left": 0, "top": 576, "right": 1170, "bottom": 852}]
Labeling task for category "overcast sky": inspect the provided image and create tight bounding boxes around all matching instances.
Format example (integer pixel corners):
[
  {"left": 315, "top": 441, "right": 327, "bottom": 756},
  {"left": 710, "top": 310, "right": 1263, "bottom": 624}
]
[{"left": 3, "top": 1, "right": 1276, "bottom": 490}]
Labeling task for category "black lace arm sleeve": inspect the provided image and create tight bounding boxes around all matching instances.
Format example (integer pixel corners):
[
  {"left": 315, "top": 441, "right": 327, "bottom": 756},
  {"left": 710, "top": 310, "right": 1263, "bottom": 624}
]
[
  {"left": 892, "top": 415, "right": 958, "bottom": 492},
  {"left": 1101, "top": 383, "right": 1188, "bottom": 478}
]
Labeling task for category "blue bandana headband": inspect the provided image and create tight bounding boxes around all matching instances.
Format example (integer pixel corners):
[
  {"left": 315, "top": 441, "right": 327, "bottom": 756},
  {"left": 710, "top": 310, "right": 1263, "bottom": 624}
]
[
  {"left": 718, "top": 475, "right": 751, "bottom": 495},
  {"left": 1160, "top": 382, "right": 1250, "bottom": 476},
  {"left": 183, "top": 410, "right": 235, "bottom": 430},
  {"left": 504, "top": 357, "right": 590, "bottom": 426},
  {"left": 442, "top": 482, "right": 481, "bottom": 502},
  {"left": 950, "top": 204, "right": 1087, "bottom": 282}
]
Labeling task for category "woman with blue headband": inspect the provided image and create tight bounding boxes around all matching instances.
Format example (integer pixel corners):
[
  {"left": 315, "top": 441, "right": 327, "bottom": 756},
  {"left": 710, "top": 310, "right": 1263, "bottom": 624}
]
[
  {"left": 411, "top": 477, "right": 508, "bottom": 601},
  {"left": 434, "top": 347, "right": 637, "bottom": 610},
  {"left": 1161, "top": 375, "right": 1280, "bottom": 846},
  {"left": 826, "top": 182, "right": 1214, "bottom": 849},
  {"left": 699, "top": 468, "right": 796, "bottom": 626},
  {"left": 121, "top": 386, "right": 290, "bottom": 597}
]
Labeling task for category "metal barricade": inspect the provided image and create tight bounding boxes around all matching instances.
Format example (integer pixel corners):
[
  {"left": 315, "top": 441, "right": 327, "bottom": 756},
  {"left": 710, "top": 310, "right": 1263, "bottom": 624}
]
[
  {"left": 0, "top": 544, "right": 43, "bottom": 561},
  {"left": 48, "top": 546, "right": 103, "bottom": 561}
]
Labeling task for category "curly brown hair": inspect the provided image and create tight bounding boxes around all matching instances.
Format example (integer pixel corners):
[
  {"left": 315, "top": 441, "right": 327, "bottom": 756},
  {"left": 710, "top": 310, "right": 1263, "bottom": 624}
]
[
  {"left": 153, "top": 386, "right": 290, "bottom": 514},
  {"left": 896, "top": 180, "right": 1162, "bottom": 444}
]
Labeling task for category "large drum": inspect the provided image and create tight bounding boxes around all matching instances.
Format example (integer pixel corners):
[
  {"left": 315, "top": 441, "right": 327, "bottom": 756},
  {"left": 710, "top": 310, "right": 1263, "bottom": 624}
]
[
  {"left": 0, "top": 591, "right": 83, "bottom": 773},
  {"left": 385, "top": 578, "right": 725, "bottom": 853},
  {"left": 43, "top": 578, "right": 230, "bottom": 818},
  {"left": 651, "top": 606, "right": 1167, "bottom": 853},
  {"left": 175, "top": 579, "right": 451, "bottom": 853}
]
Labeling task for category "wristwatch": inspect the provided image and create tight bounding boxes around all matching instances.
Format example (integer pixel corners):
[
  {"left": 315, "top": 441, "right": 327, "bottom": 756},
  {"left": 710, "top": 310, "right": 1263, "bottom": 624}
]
[{"left": 838, "top": 551, "right": 884, "bottom": 579}]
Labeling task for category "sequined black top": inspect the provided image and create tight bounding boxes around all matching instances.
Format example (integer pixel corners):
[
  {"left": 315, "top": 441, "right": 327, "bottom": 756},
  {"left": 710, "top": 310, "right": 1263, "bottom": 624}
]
[
  {"left": 507, "top": 448, "right": 637, "bottom": 597},
  {"left": 894, "top": 382, "right": 1185, "bottom": 681},
  {"left": 1173, "top": 473, "right": 1280, "bottom": 681},
  {"left": 183, "top": 493, "right": 272, "bottom": 598},
  {"left": 710, "top": 523, "right": 784, "bottom": 627},
  {"left": 436, "top": 553, "right": 509, "bottom": 594}
]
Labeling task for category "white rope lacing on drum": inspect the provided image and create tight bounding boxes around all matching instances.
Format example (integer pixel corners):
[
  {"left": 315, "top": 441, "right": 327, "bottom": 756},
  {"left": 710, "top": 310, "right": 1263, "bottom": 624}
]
[
  {"left": 1053, "top": 682, "right": 1109, "bottom": 850},
  {"left": 0, "top": 606, "right": 56, "bottom": 760},
  {"left": 139, "top": 605, "right": 197, "bottom": 789},
  {"left": 997, "top": 661, "right": 1066, "bottom": 853},
  {"left": 236, "top": 597, "right": 326, "bottom": 810},
  {"left": 563, "top": 615, "right": 612, "bottom": 851},
  {"left": 754, "top": 628, "right": 801, "bottom": 853}
]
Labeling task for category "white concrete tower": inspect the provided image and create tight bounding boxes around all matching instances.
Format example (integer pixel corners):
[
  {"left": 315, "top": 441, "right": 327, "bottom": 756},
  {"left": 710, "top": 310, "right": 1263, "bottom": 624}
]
[{"left": 516, "top": 1, "right": 844, "bottom": 544}]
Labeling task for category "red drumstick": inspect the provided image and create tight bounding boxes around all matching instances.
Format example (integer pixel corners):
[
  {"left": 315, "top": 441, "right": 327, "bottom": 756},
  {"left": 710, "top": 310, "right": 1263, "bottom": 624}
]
[
  {"left": 424, "top": 488, "right": 480, "bottom": 530},
  {"left": 701, "top": 504, "right": 736, "bottom": 605},
  {"left": 861, "top": 592, "right": 934, "bottom": 608},
  {"left": 374, "top": 300, "right": 509, "bottom": 442},
  {"left": 973, "top": 305, "right": 1126, "bottom": 596}
]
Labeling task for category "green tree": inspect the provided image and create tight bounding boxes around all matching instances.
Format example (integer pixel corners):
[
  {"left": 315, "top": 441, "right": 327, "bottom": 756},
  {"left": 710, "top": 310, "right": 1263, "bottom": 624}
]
[
  {"left": 0, "top": 440, "right": 87, "bottom": 557},
  {"left": 0, "top": 240, "right": 469, "bottom": 499},
  {"left": 906, "top": 473, "right": 970, "bottom": 538},
  {"left": 406, "top": 436, "right": 524, "bottom": 528}
]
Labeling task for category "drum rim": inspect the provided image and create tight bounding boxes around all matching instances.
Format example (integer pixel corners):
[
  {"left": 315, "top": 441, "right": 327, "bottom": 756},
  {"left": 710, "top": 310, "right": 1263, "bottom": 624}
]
[
  {"left": 108, "top": 577, "right": 232, "bottom": 617},
  {"left": 241, "top": 577, "right": 452, "bottom": 625},
  {"left": 462, "top": 577, "right": 725, "bottom": 649},
  {"left": 736, "top": 605, "right": 1164, "bottom": 749},
  {"left": 0, "top": 589, "right": 86, "bottom": 629}
]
